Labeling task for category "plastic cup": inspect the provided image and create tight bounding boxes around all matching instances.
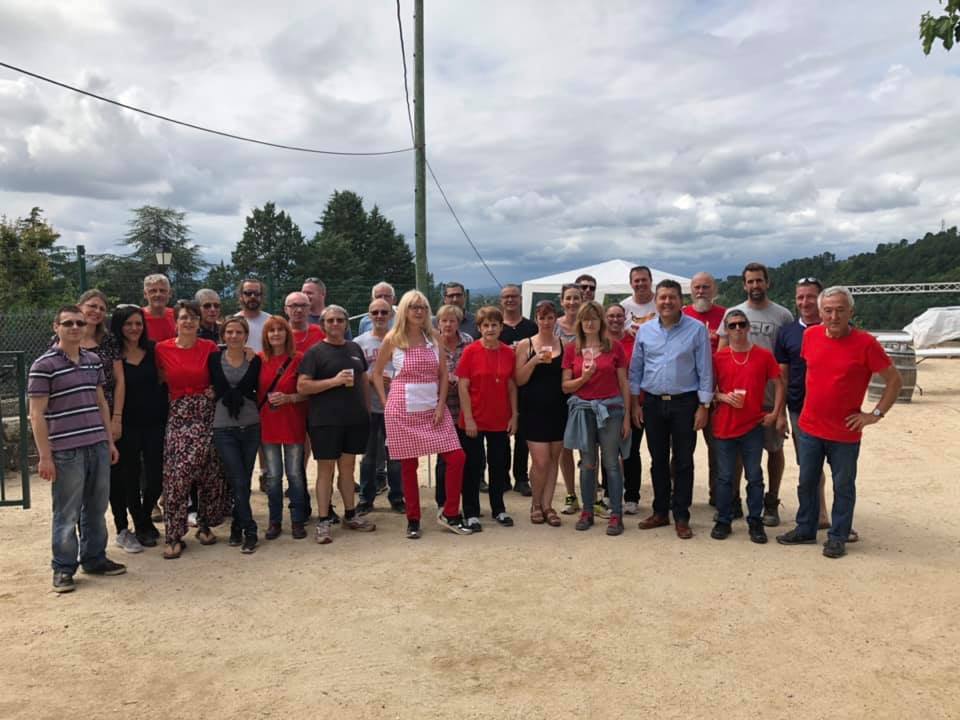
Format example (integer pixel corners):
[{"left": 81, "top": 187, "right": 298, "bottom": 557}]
[
  {"left": 540, "top": 346, "right": 553, "bottom": 362},
  {"left": 583, "top": 347, "right": 596, "bottom": 371},
  {"left": 345, "top": 368, "right": 355, "bottom": 387}
]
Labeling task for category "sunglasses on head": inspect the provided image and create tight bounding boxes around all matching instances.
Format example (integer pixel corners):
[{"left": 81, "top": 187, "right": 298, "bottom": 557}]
[
  {"left": 797, "top": 277, "right": 820, "bottom": 286},
  {"left": 727, "top": 321, "right": 749, "bottom": 330},
  {"left": 59, "top": 319, "right": 88, "bottom": 328}
]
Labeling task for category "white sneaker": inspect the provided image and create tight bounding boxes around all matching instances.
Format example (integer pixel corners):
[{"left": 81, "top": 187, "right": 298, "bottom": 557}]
[
  {"left": 624, "top": 501, "right": 639, "bottom": 515},
  {"left": 187, "top": 512, "right": 198, "bottom": 528},
  {"left": 114, "top": 529, "right": 144, "bottom": 554}
]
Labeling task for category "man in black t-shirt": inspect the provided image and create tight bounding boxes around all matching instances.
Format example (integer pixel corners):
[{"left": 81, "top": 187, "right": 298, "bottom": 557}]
[{"left": 499, "top": 284, "right": 537, "bottom": 496}]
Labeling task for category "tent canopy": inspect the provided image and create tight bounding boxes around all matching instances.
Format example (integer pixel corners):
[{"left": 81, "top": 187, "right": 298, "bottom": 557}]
[{"left": 521, "top": 259, "right": 691, "bottom": 315}]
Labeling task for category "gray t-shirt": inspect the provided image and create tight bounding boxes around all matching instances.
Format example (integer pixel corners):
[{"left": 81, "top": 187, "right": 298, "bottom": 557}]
[
  {"left": 213, "top": 355, "right": 261, "bottom": 428},
  {"left": 354, "top": 331, "right": 391, "bottom": 414},
  {"left": 719, "top": 300, "right": 794, "bottom": 407}
]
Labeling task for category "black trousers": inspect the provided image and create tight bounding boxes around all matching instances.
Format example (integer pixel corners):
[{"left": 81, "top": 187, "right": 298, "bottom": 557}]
[
  {"left": 460, "top": 430, "right": 509, "bottom": 519},
  {"left": 622, "top": 424, "right": 646, "bottom": 503},
  {"left": 510, "top": 431, "right": 529, "bottom": 484},
  {"left": 111, "top": 422, "right": 164, "bottom": 533},
  {"left": 436, "top": 428, "right": 468, "bottom": 508},
  {"left": 643, "top": 392, "right": 698, "bottom": 522}
]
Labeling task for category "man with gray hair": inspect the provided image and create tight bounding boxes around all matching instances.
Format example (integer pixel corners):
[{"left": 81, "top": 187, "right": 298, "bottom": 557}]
[
  {"left": 357, "top": 282, "right": 397, "bottom": 335},
  {"left": 194, "top": 288, "right": 222, "bottom": 343},
  {"left": 142, "top": 273, "right": 176, "bottom": 341},
  {"left": 776, "top": 286, "right": 901, "bottom": 558}
]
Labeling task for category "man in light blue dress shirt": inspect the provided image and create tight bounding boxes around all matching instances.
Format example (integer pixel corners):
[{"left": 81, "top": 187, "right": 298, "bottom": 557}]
[{"left": 629, "top": 279, "right": 713, "bottom": 538}]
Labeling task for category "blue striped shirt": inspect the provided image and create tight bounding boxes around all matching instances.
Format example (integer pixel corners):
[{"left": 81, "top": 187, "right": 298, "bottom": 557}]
[
  {"left": 628, "top": 314, "right": 714, "bottom": 404},
  {"left": 28, "top": 348, "right": 108, "bottom": 451}
]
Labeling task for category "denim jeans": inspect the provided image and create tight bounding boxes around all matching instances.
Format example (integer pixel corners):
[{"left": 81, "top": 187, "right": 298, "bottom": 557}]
[
  {"left": 359, "top": 413, "right": 402, "bottom": 505},
  {"left": 796, "top": 428, "right": 860, "bottom": 541},
  {"left": 50, "top": 441, "right": 110, "bottom": 574},
  {"left": 579, "top": 406, "right": 626, "bottom": 516},
  {"left": 715, "top": 425, "right": 765, "bottom": 524},
  {"left": 213, "top": 425, "right": 260, "bottom": 535},
  {"left": 262, "top": 442, "right": 307, "bottom": 524}
]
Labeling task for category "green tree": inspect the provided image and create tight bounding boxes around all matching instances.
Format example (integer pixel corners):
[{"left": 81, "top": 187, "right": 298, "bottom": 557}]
[
  {"left": 231, "top": 201, "right": 307, "bottom": 311},
  {"left": 0, "top": 207, "right": 73, "bottom": 309},
  {"left": 202, "top": 261, "right": 239, "bottom": 302},
  {"left": 920, "top": 0, "right": 960, "bottom": 54}
]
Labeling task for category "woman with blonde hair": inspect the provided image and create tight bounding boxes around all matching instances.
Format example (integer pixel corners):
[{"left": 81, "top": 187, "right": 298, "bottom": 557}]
[
  {"left": 373, "top": 291, "right": 471, "bottom": 538},
  {"left": 555, "top": 284, "right": 582, "bottom": 514},
  {"left": 561, "top": 301, "right": 632, "bottom": 536}
]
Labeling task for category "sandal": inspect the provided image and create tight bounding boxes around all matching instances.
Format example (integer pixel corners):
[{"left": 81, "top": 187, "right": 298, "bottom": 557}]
[
  {"left": 544, "top": 508, "right": 562, "bottom": 527},
  {"left": 163, "top": 540, "right": 186, "bottom": 559},
  {"left": 196, "top": 527, "right": 217, "bottom": 546},
  {"left": 530, "top": 506, "right": 545, "bottom": 524}
]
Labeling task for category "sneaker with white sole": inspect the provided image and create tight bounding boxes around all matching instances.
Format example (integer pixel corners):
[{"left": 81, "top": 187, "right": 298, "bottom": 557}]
[
  {"left": 465, "top": 516, "right": 483, "bottom": 533},
  {"left": 623, "top": 501, "right": 639, "bottom": 515},
  {"left": 344, "top": 515, "right": 376, "bottom": 532},
  {"left": 187, "top": 511, "right": 198, "bottom": 528},
  {"left": 494, "top": 512, "right": 514, "bottom": 527},
  {"left": 561, "top": 494, "right": 580, "bottom": 515},
  {"left": 114, "top": 529, "right": 144, "bottom": 554},
  {"left": 315, "top": 519, "right": 333, "bottom": 544},
  {"left": 52, "top": 571, "right": 75, "bottom": 593}
]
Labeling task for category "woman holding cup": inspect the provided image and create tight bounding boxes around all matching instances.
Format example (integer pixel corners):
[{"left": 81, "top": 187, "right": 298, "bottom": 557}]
[
  {"left": 561, "top": 301, "right": 632, "bottom": 536},
  {"left": 554, "top": 284, "right": 583, "bottom": 513},
  {"left": 710, "top": 309, "right": 784, "bottom": 543},
  {"left": 515, "top": 300, "right": 568, "bottom": 526}
]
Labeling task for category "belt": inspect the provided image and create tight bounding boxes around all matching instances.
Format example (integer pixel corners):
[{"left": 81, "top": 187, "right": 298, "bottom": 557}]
[{"left": 650, "top": 391, "right": 698, "bottom": 401}]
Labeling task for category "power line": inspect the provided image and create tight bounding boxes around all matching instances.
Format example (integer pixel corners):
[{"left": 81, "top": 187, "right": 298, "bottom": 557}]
[
  {"left": 393, "top": 4, "right": 502, "bottom": 288},
  {"left": 0, "top": 60, "right": 414, "bottom": 157}
]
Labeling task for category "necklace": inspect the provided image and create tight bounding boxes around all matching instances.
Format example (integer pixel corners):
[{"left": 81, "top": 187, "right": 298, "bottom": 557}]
[
  {"left": 485, "top": 345, "right": 503, "bottom": 383},
  {"left": 730, "top": 345, "right": 752, "bottom": 366}
]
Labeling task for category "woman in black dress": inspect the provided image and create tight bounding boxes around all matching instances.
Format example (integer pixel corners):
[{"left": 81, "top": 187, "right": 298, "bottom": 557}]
[{"left": 515, "top": 300, "right": 567, "bottom": 526}]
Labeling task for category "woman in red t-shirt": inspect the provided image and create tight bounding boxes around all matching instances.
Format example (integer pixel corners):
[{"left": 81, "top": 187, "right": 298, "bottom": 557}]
[
  {"left": 154, "top": 300, "right": 230, "bottom": 559},
  {"left": 456, "top": 306, "right": 517, "bottom": 531},
  {"left": 710, "top": 309, "right": 784, "bottom": 543},
  {"left": 258, "top": 316, "right": 308, "bottom": 541},
  {"left": 561, "top": 301, "right": 631, "bottom": 536}
]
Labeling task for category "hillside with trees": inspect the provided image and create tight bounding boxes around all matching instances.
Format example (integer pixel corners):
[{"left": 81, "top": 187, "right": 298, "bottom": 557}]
[{"left": 715, "top": 226, "right": 960, "bottom": 329}]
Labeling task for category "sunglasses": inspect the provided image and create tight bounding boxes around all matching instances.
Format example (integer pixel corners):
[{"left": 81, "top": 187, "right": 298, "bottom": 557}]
[
  {"left": 726, "top": 321, "right": 749, "bottom": 330},
  {"left": 579, "top": 284, "right": 596, "bottom": 292},
  {"left": 201, "top": 302, "right": 220, "bottom": 309},
  {"left": 797, "top": 277, "right": 819, "bottom": 285},
  {"left": 324, "top": 317, "right": 346, "bottom": 324},
  {"left": 58, "top": 319, "right": 88, "bottom": 328},
  {"left": 242, "top": 290, "right": 262, "bottom": 297},
  {"left": 370, "top": 310, "right": 390, "bottom": 317}
]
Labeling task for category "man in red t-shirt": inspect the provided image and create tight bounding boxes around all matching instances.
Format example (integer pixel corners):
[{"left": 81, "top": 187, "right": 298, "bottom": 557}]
[
  {"left": 682, "top": 271, "right": 726, "bottom": 505},
  {"left": 710, "top": 309, "right": 783, "bottom": 543},
  {"left": 606, "top": 304, "right": 642, "bottom": 514},
  {"left": 284, "top": 291, "right": 326, "bottom": 353},
  {"left": 142, "top": 274, "right": 176, "bottom": 342},
  {"left": 777, "top": 287, "right": 901, "bottom": 559}
]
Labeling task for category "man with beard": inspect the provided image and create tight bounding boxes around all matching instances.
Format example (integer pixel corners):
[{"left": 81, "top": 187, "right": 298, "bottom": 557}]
[
  {"left": 620, "top": 266, "right": 657, "bottom": 337},
  {"left": 717, "top": 262, "right": 793, "bottom": 525},
  {"left": 235, "top": 278, "right": 271, "bottom": 353},
  {"left": 682, "top": 272, "right": 726, "bottom": 504}
]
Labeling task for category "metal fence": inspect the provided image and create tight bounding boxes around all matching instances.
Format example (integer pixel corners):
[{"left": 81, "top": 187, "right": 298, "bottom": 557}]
[{"left": 1, "top": 351, "right": 31, "bottom": 509}]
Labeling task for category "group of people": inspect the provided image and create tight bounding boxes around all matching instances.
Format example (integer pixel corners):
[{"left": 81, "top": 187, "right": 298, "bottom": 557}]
[{"left": 29, "top": 264, "right": 902, "bottom": 593}]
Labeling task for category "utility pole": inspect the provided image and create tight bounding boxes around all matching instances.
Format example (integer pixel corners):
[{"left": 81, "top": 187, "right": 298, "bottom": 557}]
[
  {"left": 414, "top": 0, "right": 427, "bottom": 292},
  {"left": 77, "top": 244, "right": 87, "bottom": 292}
]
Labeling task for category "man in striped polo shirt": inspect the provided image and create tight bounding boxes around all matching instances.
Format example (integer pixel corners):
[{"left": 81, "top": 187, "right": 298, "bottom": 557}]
[{"left": 29, "top": 305, "right": 125, "bottom": 593}]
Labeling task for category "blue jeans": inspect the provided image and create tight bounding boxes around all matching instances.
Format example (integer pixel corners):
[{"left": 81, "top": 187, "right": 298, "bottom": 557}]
[
  {"left": 579, "top": 406, "right": 625, "bottom": 516},
  {"left": 359, "top": 413, "right": 402, "bottom": 505},
  {"left": 51, "top": 441, "right": 110, "bottom": 574},
  {"left": 213, "top": 425, "right": 260, "bottom": 535},
  {"left": 796, "top": 428, "right": 860, "bottom": 541},
  {"left": 715, "top": 425, "right": 765, "bottom": 523},
  {"left": 262, "top": 443, "right": 307, "bottom": 524}
]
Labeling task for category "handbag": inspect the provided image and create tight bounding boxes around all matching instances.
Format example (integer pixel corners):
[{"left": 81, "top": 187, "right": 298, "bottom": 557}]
[{"left": 258, "top": 356, "right": 293, "bottom": 410}]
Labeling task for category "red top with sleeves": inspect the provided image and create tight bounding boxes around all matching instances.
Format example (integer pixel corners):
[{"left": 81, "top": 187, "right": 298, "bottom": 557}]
[
  {"left": 683, "top": 304, "right": 726, "bottom": 353},
  {"left": 143, "top": 307, "right": 176, "bottom": 342},
  {"left": 456, "top": 341, "right": 515, "bottom": 432},
  {"left": 562, "top": 341, "right": 627, "bottom": 400},
  {"left": 258, "top": 352, "right": 307, "bottom": 444},
  {"left": 799, "top": 326, "right": 892, "bottom": 443},
  {"left": 155, "top": 338, "right": 217, "bottom": 400},
  {"left": 293, "top": 325, "right": 325, "bottom": 354},
  {"left": 711, "top": 345, "right": 781, "bottom": 439}
]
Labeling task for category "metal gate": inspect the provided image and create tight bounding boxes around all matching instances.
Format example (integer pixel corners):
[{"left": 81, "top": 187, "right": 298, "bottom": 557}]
[{"left": 1, "top": 351, "right": 32, "bottom": 509}]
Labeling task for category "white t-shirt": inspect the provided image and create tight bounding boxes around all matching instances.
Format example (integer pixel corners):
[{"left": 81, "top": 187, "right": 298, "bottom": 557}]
[
  {"left": 620, "top": 297, "right": 657, "bottom": 334},
  {"left": 235, "top": 311, "right": 270, "bottom": 352}
]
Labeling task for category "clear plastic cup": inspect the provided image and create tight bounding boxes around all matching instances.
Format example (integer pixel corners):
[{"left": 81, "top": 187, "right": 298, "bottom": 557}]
[
  {"left": 539, "top": 345, "right": 553, "bottom": 362},
  {"left": 345, "top": 368, "right": 355, "bottom": 387}
]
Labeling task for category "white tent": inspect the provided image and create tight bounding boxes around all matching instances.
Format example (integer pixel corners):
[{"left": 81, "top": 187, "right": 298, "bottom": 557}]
[{"left": 521, "top": 259, "right": 691, "bottom": 315}]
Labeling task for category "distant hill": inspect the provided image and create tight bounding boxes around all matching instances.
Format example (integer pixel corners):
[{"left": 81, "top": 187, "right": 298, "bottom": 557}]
[{"left": 715, "top": 227, "right": 960, "bottom": 330}]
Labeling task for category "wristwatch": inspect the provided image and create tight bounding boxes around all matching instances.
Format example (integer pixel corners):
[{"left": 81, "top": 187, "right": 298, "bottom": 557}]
[
  {"left": 871, "top": 408, "right": 884, "bottom": 419},
  {"left": 700, "top": 403, "right": 711, "bottom": 410}
]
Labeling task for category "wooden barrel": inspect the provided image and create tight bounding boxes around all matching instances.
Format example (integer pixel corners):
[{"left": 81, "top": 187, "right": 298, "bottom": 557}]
[{"left": 868, "top": 335, "right": 916, "bottom": 403}]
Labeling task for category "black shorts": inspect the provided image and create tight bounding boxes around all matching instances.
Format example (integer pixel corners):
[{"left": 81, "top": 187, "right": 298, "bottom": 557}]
[{"left": 309, "top": 422, "right": 369, "bottom": 460}]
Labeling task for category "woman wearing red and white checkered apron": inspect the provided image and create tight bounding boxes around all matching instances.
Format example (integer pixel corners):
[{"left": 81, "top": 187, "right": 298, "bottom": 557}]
[{"left": 372, "top": 290, "right": 472, "bottom": 539}]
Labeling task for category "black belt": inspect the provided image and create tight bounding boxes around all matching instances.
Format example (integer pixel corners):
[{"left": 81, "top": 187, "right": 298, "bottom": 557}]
[{"left": 647, "top": 390, "right": 698, "bottom": 401}]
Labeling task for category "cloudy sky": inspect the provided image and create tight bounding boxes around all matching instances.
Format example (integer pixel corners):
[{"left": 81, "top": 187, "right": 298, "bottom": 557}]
[{"left": 1, "top": 0, "right": 958, "bottom": 290}]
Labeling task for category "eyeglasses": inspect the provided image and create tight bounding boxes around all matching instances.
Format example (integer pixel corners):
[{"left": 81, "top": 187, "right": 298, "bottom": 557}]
[
  {"left": 726, "top": 321, "right": 749, "bottom": 330},
  {"left": 324, "top": 317, "right": 346, "bottom": 324},
  {"left": 579, "top": 284, "right": 596, "bottom": 292},
  {"left": 201, "top": 302, "right": 220, "bottom": 309},
  {"left": 370, "top": 310, "right": 390, "bottom": 317},
  {"left": 285, "top": 303, "right": 309, "bottom": 310},
  {"left": 409, "top": 304, "right": 429, "bottom": 312},
  {"left": 58, "top": 320, "right": 88, "bottom": 328},
  {"left": 242, "top": 290, "right": 262, "bottom": 297}
]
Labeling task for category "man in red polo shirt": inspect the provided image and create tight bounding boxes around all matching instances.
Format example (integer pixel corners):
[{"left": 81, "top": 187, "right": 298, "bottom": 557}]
[
  {"left": 777, "top": 286, "right": 901, "bottom": 559},
  {"left": 142, "top": 274, "right": 176, "bottom": 341}
]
